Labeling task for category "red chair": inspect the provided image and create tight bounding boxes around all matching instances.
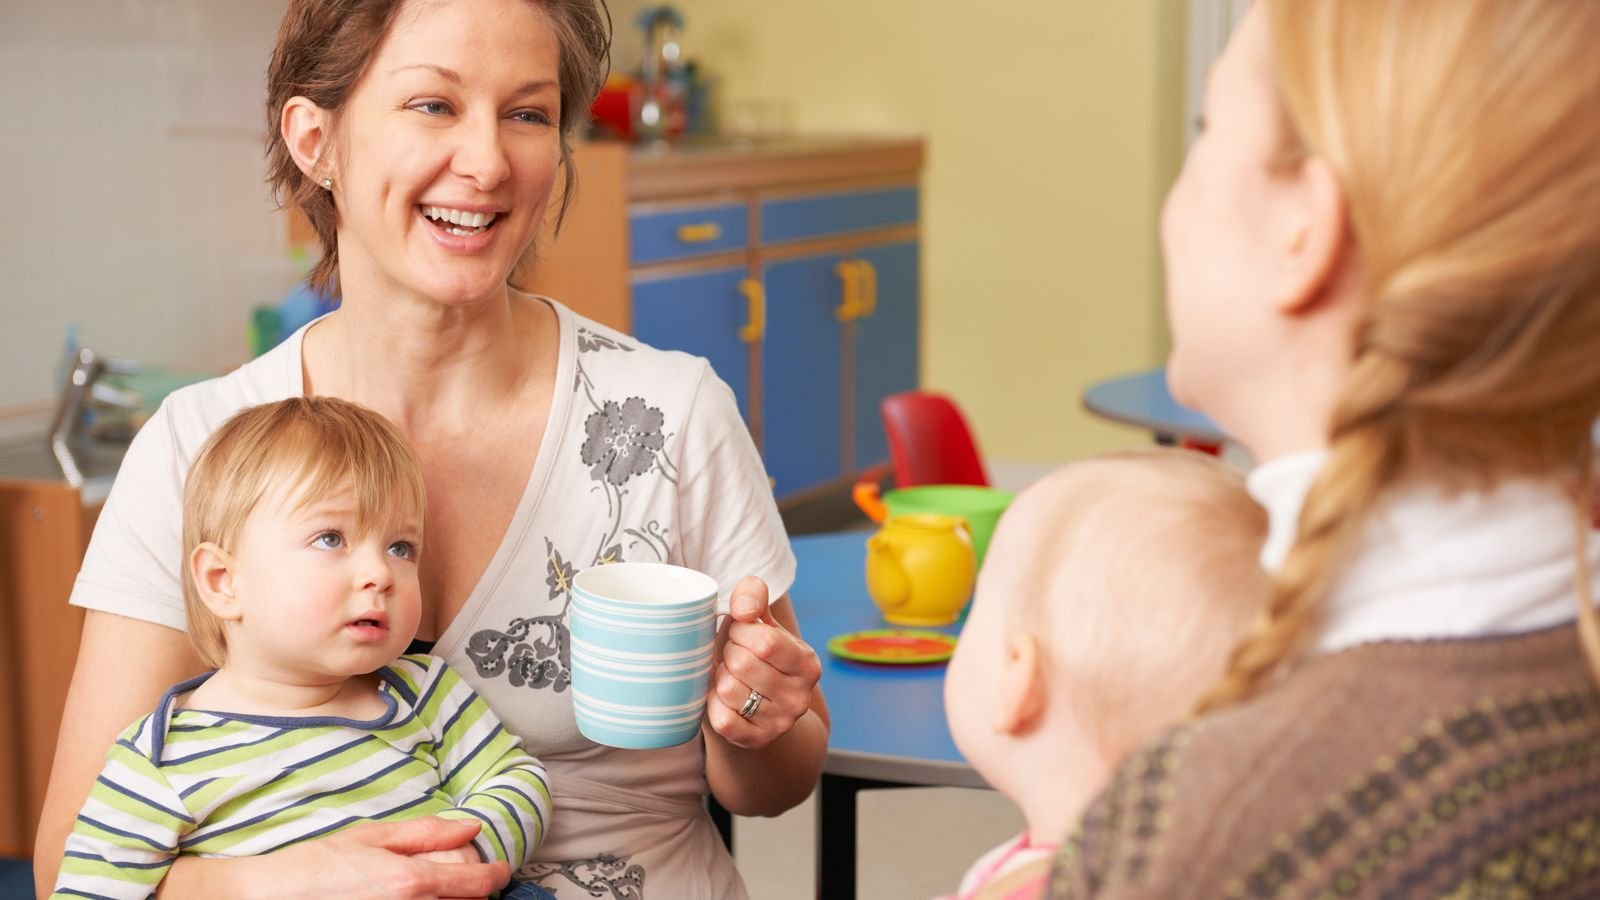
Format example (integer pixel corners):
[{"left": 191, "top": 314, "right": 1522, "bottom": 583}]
[{"left": 880, "top": 390, "right": 990, "bottom": 488}]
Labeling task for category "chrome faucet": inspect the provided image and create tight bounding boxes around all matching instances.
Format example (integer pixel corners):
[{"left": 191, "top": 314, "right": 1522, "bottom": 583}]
[
  {"left": 49, "top": 347, "right": 140, "bottom": 487},
  {"left": 635, "top": 6, "right": 685, "bottom": 144}
]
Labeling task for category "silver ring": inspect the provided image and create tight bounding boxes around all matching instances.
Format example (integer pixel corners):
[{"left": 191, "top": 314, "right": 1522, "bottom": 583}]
[{"left": 738, "top": 689, "right": 763, "bottom": 720}]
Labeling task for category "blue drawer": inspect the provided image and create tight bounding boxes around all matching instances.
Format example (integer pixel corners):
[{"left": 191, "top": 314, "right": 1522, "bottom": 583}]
[
  {"left": 629, "top": 203, "right": 748, "bottom": 265},
  {"left": 760, "top": 186, "right": 918, "bottom": 245}
]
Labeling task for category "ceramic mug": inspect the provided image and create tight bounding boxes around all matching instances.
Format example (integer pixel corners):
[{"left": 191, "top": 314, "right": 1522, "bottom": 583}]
[{"left": 569, "top": 562, "right": 726, "bottom": 750}]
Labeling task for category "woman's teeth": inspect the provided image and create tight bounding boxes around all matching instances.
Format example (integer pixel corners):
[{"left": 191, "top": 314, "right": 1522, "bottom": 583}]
[{"left": 422, "top": 206, "right": 497, "bottom": 236}]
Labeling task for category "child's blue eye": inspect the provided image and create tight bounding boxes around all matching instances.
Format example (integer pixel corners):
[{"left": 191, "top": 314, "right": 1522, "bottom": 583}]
[
  {"left": 314, "top": 531, "right": 344, "bottom": 550},
  {"left": 388, "top": 541, "right": 417, "bottom": 560}
]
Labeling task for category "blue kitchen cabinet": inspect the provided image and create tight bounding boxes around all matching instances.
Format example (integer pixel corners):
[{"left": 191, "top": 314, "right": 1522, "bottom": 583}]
[
  {"left": 761, "top": 186, "right": 919, "bottom": 246},
  {"left": 629, "top": 202, "right": 748, "bottom": 265},
  {"left": 630, "top": 266, "right": 754, "bottom": 423},
  {"left": 761, "top": 254, "right": 847, "bottom": 497},
  {"left": 850, "top": 241, "right": 920, "bottom": 472},
  {"left": 533, "top": 138, "right": 925, "bottom": 507},
  {"left": 758, "top": 238, "right": 920, "bottom": 496}
]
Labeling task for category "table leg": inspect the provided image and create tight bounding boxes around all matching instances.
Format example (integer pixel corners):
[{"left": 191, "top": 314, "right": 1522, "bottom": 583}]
[
  {"left": 817, "top": 773, "right": 859, "bottom": 900},
  {"left": 817, "top": 774, "right": 916, "bottom": 900}
]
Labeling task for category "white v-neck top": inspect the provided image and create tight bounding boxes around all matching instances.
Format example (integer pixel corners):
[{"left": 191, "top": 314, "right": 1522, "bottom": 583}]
[
  {"left": 1249, "top": 451, "right": 1589, "bottom": 654},
  {"left": 72, "top": 296, "right": 795, "bottom": 898}
]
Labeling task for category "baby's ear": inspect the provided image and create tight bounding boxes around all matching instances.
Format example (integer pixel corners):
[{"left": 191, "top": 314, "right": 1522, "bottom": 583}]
[
  {"left": 190, "top": 542, "right": 243, "bottom": 621},
  {"left": 992, "top": 631, "right": 1047, "bottom": 736}
]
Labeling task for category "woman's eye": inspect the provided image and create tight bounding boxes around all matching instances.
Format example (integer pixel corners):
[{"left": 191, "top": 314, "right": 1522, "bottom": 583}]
[
  {"left": 314, "top": 531, "right": 344, "bottom": 550},
  {"left": 512, "top": 109, "right": 553, "bottom": 126},
  {"left": 388, "top": 540, "right": 418, "bottom": 560},
  {"left": 411, "top": 100, "right": 451, "bottom": 116}
]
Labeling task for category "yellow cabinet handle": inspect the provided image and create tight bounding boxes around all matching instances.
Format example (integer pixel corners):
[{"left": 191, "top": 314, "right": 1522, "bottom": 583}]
[
  {"left": 738, "top": 278, "right": 766, "bottom": 343},
  {"left": 677, "top": 222, "right": 724, "bottom": 243},
  {"left": 835, "top": 260, "right": 865, "bottom": 322},
  {"left": 857, "top": 259, "right": 878, "bottom": 317}
]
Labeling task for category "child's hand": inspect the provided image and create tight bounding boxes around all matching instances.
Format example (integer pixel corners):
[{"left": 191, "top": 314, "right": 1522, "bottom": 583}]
[{"left": 410, "top": 846, "right": 484, "bottom": 865}]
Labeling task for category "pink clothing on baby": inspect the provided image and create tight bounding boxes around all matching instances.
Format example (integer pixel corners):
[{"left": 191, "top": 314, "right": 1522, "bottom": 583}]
[{"left": 944, "top": 832, "right": 1055, "bottom": 900}]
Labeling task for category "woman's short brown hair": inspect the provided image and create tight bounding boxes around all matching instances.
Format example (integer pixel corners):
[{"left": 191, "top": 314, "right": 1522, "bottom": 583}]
[{"left": 265, "top": 0, "right": 611, "bottom": 300}]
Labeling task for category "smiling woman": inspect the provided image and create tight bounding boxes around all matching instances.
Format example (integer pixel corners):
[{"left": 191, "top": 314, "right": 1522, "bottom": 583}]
[
  {"left": 265, "top": 0, "right": 608, "bottom": 303},
  {"left": 34, "top": 1, "right": 829, "bottom": 898}
]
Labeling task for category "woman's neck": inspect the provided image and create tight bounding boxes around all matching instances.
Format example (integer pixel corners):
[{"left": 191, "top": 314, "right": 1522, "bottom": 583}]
[{"left": 302, "top": 284, "right": 553, "bottom": 433}]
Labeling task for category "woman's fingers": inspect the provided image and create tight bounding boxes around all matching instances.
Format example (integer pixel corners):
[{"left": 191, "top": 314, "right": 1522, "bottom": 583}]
[
  {"left": 705, "top": 665, "right": 778, "bottom": 748},
  {"left": 723, "top": 619, "right": 820, "bottom": 678},
  {"left": 727, "top": 575, "right": 771, "bottom": 622},
  {"left": 707, "top": 619, "right": 822, "bottom": 749},
  {"left": 356, "top": 815, "right": 482, "bottom": 854},
  {"left": 316, "top": 818, "right": 510, "bottom": 899}
]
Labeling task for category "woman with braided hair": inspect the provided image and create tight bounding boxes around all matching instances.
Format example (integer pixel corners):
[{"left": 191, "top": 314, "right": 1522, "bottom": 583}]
[{"left": 1050, "top": 1, "right": 1600, "bottom": 897}]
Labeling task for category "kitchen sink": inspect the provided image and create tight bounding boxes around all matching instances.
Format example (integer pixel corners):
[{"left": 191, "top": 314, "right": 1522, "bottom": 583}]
[{"left": 0, "top": 437, "right": 128, "bottom": 506}]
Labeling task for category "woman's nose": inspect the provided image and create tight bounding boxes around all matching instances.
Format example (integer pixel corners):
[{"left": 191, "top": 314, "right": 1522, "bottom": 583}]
[{"left": 453, "top": 114, "right": 512, "bottom": 192}]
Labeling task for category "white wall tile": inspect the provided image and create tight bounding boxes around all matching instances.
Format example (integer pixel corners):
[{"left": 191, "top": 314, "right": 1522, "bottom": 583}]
[{"left": 0, "top": 0, "right": 293, "bottom": 413}]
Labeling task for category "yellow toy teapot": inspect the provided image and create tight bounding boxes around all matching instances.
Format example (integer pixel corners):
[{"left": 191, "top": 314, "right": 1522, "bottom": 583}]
[{"left": 865, "top": 514, "right": 976, "bottom": 626}]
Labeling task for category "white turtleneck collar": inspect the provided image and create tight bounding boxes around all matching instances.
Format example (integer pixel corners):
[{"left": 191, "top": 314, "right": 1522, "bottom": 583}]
[{"left": 1246, "top": 450, "right": 1587, "bottom": 654}]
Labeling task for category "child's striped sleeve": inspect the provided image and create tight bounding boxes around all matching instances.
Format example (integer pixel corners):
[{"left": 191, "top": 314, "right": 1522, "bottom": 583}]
[
  {"left": 414, "top": 656, "right": 553, "bottom": 867},
  {"left": 52, "top": 716, "right": 192, "bottom": 899}
]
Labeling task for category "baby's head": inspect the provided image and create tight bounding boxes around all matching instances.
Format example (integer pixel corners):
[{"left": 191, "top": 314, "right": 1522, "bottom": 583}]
[
  {"left": 182, "top": 397, "right": 427, "bottom": 671},
  {"left": 946, "top": 447, "right": 1266, "bottom": 821}
]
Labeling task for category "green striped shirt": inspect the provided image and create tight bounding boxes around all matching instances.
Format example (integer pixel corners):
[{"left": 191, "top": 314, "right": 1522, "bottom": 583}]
[{"left": 53, "top": 654, "right": 551, "bottom": 900}]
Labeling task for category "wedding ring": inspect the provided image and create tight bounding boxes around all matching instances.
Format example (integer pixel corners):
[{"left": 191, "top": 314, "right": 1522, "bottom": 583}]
[{"left": 738, "top": 689, "right": 764, "bottom": 720}]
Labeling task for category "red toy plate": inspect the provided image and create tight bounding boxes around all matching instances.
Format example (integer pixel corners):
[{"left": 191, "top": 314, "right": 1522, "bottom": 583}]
[{"left": 827, "top": 629, "right": 957, "bottom": 665}]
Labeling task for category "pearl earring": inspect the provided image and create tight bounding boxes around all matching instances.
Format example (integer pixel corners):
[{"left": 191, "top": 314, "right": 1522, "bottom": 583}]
[{"left": 320, "top": 177, "right": 333, "bottom": 190}]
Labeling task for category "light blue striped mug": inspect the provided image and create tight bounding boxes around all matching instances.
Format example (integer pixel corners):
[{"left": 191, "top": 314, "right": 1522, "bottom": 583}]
[{"left": 570, "top": 562, "right": 726, "bottom": 749}]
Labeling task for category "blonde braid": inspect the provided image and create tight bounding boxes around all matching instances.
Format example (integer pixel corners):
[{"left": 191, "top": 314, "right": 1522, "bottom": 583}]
[
  {"left": 1193, "top": 347, "right": 1411, "bottom": 714},
  {"left": 1572, "top": 444, "right": 1600, "bottom": 687}
]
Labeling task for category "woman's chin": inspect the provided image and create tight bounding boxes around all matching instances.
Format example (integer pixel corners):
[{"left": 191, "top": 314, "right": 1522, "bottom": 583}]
[
  {"left": 414, "top": 272, "right": 515, "bottom": 309},
  {"left": 1164, "top": 359, "right": 1205, "bottom": 411}
]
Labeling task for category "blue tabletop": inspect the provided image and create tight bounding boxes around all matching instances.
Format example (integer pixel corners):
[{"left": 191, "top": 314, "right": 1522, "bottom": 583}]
[
  {"left": 790, "top": 530, "right": 985, "bottom": 789},
  {"left": 1081, "top": 367, "right": 1226, "bottom": 445}
]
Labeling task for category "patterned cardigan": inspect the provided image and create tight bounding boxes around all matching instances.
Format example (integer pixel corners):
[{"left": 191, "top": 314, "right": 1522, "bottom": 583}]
[{"left": 1050, "top": 624, "right": 1600, "bottom": 899}]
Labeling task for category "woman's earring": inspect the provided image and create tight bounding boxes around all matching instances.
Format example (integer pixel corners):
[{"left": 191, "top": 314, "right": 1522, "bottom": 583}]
[{"left": 320, "top": 177, "right": 333, "bottom": 190}]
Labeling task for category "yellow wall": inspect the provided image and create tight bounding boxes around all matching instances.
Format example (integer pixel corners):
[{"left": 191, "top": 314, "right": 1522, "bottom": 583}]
[{"left": 648, "top": 1, "right": 1188, "bottom": 460}]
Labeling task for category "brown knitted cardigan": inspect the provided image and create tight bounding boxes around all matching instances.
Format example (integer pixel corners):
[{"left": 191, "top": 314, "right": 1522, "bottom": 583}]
[{"left": 1049, "top": 624, "right": 1600, "bottom": 899}]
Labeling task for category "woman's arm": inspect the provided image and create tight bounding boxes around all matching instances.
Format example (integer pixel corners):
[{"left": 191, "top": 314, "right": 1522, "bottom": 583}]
[
  {"left": 35, "top": 611, "right": 206, "bottom": 898},
  {"left": 703, "top": 582, "right": 831, "bottom": 817}
]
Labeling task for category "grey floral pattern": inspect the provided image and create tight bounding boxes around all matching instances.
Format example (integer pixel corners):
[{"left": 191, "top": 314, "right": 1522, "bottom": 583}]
[
  {"left": 464, "top": 539, "right": 574, "bottom": 692},
  {"left": 526, "top": 854, "right": 645, "bottom": 899},
  {"left": 466, "top": 325, "right": 676, "bottom": 700},
  {"left": 624, "top": 520, "right": 670, "bottom": 562},
  {"left": 581, "top": 397, "right": 666, "bottom": 486},
  {"left": 577, "top": 326, "right": 635, "bottom": 355}
]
